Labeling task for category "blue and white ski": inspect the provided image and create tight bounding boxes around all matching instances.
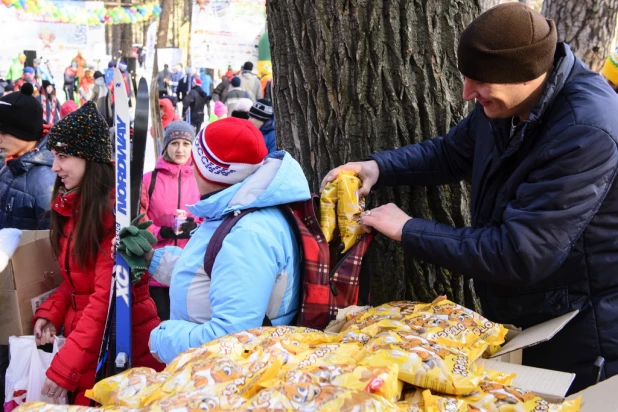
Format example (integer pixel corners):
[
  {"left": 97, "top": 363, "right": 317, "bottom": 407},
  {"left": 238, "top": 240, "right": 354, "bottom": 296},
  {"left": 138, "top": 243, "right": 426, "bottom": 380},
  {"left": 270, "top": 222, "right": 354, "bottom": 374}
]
[{"left": 113, "top": 67, "right": 133, "bottom": 373}]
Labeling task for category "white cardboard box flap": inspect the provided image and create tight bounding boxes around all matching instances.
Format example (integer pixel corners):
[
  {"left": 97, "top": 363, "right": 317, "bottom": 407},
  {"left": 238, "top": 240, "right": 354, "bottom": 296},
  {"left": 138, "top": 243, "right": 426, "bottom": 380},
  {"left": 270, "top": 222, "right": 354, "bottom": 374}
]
[
  {"left": 491, "top": 310, "right": 579, "bottom": 358},
  {"left": 479, "top": 359, "right": 575, "bottom": 403},
  {"left": 568, "top": 374, "right": 618, "bottom": 412}
]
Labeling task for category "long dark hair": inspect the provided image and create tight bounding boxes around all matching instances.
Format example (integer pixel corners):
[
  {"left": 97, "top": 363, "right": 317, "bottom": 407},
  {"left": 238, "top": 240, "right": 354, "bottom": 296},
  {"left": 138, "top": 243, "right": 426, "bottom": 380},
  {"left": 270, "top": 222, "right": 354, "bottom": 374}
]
[{"left": 49, "top": 161, "right": 115, "bottom": 270}]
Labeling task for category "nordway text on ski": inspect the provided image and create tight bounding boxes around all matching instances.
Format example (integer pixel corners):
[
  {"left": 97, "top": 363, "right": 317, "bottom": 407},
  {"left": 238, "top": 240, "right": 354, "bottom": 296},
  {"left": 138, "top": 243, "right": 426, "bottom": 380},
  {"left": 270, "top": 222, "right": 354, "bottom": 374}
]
[{"left": 115, "top": 113, "right": 128, "bottom": 217}]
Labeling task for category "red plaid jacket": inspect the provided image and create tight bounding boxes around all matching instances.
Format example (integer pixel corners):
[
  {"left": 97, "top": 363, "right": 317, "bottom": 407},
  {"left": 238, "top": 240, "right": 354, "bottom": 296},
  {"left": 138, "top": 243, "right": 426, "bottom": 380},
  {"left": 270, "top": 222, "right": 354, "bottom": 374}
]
[{"left": 203, "top": 197, "right": 372, "bottom": 330}]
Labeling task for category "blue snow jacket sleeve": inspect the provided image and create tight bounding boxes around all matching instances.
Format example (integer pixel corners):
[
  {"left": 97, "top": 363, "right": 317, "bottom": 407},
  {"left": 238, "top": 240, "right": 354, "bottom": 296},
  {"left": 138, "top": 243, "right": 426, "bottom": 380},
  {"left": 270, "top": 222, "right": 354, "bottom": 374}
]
[
  {"left": 368, "top": 110, "right": 478, "bottom": 188},
  {"left": 149, "top": 224, "right": 285, "bottom": 363},
  {"left": 401, "top": 124, "right": 618, "bottom": 287}
]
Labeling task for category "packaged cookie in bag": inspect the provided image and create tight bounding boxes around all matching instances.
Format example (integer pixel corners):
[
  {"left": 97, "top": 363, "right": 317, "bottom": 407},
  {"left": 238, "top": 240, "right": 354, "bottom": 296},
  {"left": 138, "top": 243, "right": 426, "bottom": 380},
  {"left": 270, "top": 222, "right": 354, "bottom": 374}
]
[
  {"left": 336, "top": 171, "right": 366, "bottom": 253},
  {"left": 361, "top": 333, "right": 483, "bottom": 395},
  {"left": 85, "top": 367, "right": 169, "bottom": 408},
  {"left": 429, "top": 296, "right": 508, "bottom": 349},
  {"left": 422, "top": 385, "right": 582, "bottom": 412},
  {"left": 141, "top": 389, "right": 246, "bottom": 412},
  {"left": 319, "top": 180, "right": 338, "bottom": 242},
  {"left": 244, "top": 383, "right": 397, "bottom": 411}
]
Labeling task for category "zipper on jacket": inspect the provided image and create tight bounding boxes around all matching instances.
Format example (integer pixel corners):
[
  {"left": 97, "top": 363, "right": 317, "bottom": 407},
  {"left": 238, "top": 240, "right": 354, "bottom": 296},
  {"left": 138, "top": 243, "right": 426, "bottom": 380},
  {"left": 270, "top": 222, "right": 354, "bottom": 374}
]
[
  {"left": 64, "top": 235, "right": 76, "bottom": 290},
  {"left": 175, "top": 171, "right": 182, "bottom": 247}
]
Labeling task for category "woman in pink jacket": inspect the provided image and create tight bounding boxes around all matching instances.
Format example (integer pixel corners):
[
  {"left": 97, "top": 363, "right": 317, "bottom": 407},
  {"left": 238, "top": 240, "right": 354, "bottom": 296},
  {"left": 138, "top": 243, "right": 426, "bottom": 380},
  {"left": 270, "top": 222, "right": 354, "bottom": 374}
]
[{"left": 140, "top": 121, "right": 201, "bottom": 320}]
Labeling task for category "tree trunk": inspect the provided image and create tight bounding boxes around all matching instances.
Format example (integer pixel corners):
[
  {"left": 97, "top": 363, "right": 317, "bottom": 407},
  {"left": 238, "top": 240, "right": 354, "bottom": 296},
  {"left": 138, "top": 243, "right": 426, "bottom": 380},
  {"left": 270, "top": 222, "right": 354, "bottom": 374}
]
[
  {"left": 267, "top": 0, "right": 481, "bottom": 309},
  {"left": 542, "top": 0, "right": 618, "bottom": 72},
  {"left": 120, "top": 24, "right": 133, "bottom": 59},
  {"left": 157, "top": 0, "right": 173, "bottom": 49},
  {"left": 482, "top": 0, "right": 502, "bottom": 11}
]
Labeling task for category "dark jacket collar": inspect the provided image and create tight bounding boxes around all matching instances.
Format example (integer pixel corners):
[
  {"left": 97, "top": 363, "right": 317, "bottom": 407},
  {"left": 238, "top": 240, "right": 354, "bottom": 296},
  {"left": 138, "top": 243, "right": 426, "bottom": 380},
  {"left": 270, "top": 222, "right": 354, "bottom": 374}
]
[{"left": 7, "top": 137, "right": 54, "bottom": 175}]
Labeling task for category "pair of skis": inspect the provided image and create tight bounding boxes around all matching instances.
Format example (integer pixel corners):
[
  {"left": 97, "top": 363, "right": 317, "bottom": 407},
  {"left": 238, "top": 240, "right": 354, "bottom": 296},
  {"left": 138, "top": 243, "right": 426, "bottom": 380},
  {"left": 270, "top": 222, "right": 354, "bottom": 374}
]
[{"left": 95, "top": 69, "right": 149, "bottom": 383}]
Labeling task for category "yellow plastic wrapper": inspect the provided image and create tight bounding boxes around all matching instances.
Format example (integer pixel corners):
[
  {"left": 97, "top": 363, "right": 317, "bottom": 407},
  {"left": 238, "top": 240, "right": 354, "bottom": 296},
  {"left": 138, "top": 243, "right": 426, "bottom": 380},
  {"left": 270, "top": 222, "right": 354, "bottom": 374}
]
[
  {"left": 341, "top": 301, "right": 433, "bottom": 333},
  {"left": 85, "top": 367, "right": 169, "bottom": 408},
  {"left": 336, "top": 171, "right": 366, "bottom": 253},
  {"left": 278, "top": 342, "right": 364, "bottom": 375},
  {"left": 148, "top": 354, "right": 282, "bottom": 405},
  {"left": 319, "top": 180, "right": 338, "bottom": 242},
  {"left": 164, "top": 326, "right": 323, "bottom": 374},
  {"left": 396, "top": 386, "right": 425, "bottom": 412},
  {"left": 243, "top": 384, "right": 397, "bottom": 411},
  {"left": 482, "top": 369, "right": 517, "bottom": 386},
  {"left": 361, "top": 337, "right": 483, "bottom": 395},
  {"left": 262, "top": 363, "right": 402, "bottom": 403},
  {"left": 430, "top": 296, "right": 508, "bottom": 348},
  {"left": 15, "top": 404, "right": 133, "bottom": 411},
  {"left": 141, "top": 389, "right": 246, "bottom": 412},
  {"left": 422, "top": 386, "right": 582, "bottom": 412}
]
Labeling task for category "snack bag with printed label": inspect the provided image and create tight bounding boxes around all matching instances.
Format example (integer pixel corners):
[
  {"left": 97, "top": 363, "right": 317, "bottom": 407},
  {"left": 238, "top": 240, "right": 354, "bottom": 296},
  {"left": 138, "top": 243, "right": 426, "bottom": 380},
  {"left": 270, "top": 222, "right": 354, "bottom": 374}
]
[
  {"left": 85, "top": 367, "right": 169, "bottom": 408},
  {"left": 361, "top": 333, "right": 483, "bottom": 395}
]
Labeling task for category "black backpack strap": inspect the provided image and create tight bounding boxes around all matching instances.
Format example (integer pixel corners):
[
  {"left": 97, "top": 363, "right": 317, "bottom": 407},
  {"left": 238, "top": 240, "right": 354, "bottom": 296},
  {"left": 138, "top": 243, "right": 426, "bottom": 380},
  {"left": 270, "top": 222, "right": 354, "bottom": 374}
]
[
  {"left": 203, "top": 208, "right": 259, "bottom": 277},
  {"left": 148, "top": 169, "right": 158, "bottom": 199},
  {"left": 204, "top": 206, "right": 299, "bottom": 327}
]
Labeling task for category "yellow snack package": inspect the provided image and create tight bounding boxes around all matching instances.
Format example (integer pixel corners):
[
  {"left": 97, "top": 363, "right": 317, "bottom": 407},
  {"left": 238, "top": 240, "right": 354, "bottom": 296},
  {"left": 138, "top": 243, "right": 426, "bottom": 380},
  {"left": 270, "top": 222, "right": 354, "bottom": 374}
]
[
  {"left": 336, "top": 171, "right": 365, "bottom": 253},
  {"left": 243, "top": 384, "right": 397, "bottom": 411},
  {"left": 396, "top": 386, "right": 425, "bottom": 412},
  {"left": 275, "top": 363, "right": 402, "bottom": 403},
  {"left": 430, "top": 296, "right": 508, "bottom": 348},
  {"left": 319, "top": 180, "right": 338, "bottom": 242},
  {"left": 85, "top": 367, "right": 169, "bottom": 408},
  {"left": 361, "top": 338, "right": 483, "bottom": 395},
  {"left": 280, "top": 342, "right": 364, "bottom": 375},
  {"left": 149, "top": 355, "right": 282, "bottom": 404},
  {"left": 164, "top": 346, "right": 213, "bottom": 374},
  {"left": 15, "top": 404, "right": 111, "bottom": 412},
  {"left": 423, "top": 385, "right": 582, "bottom": 412},
  {"left": 141, "top": 389, "right": 246, "bottom": 412},
  {"left": 341, "top": 301, "right": 432, "bottom": 333},
  {"left": 482, "top": 369, "right": 517, "bottom": 386}
]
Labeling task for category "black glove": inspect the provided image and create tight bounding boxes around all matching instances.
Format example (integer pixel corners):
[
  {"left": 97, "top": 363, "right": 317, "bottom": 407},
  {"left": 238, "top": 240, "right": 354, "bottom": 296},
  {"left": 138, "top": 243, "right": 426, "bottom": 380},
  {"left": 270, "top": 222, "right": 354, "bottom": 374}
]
[
  {"left": 159, "top": 226, "right": 176, "bottom": 239},
  {"left": 177, "top": 217, "right": 197, "bottom": 239}
]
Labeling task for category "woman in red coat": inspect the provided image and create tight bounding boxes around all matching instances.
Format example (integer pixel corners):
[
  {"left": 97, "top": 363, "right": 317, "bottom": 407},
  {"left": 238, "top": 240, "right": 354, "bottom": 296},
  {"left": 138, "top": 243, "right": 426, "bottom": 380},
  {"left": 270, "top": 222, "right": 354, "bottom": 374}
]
[{"left": 32, "top": 102, "right": 163, "bottom": 405}]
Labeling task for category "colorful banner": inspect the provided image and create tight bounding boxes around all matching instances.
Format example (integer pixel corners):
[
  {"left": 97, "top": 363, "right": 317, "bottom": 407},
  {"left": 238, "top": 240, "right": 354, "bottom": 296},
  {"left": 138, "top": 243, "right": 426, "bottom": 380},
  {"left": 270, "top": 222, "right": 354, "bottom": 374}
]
[
  {"left": 0, "top": 0, "right": 160, "bottom": 25},
  {"left": 190, "top": 0, "right": 266, "bottom": 70},
  {"left": 0, "top": 4, "right": 105, "bottom": 92}
]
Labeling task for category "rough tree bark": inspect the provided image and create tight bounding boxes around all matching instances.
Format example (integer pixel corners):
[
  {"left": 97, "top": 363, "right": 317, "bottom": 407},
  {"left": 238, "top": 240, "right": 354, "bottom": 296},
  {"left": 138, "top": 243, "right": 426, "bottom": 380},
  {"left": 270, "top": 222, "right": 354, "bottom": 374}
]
[
  {"left": 157, "top": 0, "right": 173, "bottom": 49},
  {"left": 267, "top": 0, "right": 482, "bottom": 309},
  {"left": 542, "top": 0, "right": 618, "bottom": 72},
  {"left": 481, "top": 0, "right": 502, "bottom": 11}
]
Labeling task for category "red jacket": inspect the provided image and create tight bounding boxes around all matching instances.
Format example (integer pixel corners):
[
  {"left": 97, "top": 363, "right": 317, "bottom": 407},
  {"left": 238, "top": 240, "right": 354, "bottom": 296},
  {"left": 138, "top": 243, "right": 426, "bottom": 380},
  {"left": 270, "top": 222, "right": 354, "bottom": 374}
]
[{"left": 34, "top": 190, "right": 163, "bottom": 396}]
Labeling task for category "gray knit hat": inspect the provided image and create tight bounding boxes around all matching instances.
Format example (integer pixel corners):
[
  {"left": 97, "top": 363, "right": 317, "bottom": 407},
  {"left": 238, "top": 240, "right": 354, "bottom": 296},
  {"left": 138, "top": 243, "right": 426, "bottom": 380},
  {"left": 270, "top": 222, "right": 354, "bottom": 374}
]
[{"left": 163, "top": 121, "right": 196, "bottom": 151}]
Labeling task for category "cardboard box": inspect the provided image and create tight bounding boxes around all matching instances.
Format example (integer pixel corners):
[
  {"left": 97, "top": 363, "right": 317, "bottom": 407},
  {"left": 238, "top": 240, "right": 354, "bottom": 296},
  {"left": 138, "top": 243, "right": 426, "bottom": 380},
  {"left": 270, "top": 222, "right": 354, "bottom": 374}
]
[
  {"left": 0, "top": 230, "right": 62, "bottom": 345},
  {"left": 326, "top": 307, "right": 618, "bottom": 410}
]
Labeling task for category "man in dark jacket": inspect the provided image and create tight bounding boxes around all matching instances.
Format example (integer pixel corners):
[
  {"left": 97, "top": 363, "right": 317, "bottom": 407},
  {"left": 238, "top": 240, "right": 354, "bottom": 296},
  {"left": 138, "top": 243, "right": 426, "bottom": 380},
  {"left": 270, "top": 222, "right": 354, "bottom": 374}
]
[
  {"left": 323, "top": 3, "right": 618, "bottom": 394},
  {"left": 183, "top": 77, "right": 209, "bottom": 132},
  {"left": 0, "top": 83, "right": 55, "bottom": 230}
]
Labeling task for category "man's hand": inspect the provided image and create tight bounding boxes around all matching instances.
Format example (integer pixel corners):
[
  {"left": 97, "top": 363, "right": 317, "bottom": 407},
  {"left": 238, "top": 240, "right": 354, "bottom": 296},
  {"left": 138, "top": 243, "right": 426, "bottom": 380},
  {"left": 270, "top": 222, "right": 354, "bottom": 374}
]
[
  {"left": 359, "top": 203, "right": 412, "bottom": 241},
  {"left": 33, "top": 318, "right": 56, "bottom": 346},
  {"left": 41, "top": 377, "right": 68, "bottom": 402},
  {"left": 320, "top": 160, "right": 380, "bottom": 196}
]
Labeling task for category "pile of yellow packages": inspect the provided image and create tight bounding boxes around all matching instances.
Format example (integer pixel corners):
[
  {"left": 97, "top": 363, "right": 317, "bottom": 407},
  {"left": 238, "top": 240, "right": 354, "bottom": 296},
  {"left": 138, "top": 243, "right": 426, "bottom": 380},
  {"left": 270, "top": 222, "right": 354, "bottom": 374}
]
[{"left": 16, "top": 297, "right": 581, "bottom": 412}]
